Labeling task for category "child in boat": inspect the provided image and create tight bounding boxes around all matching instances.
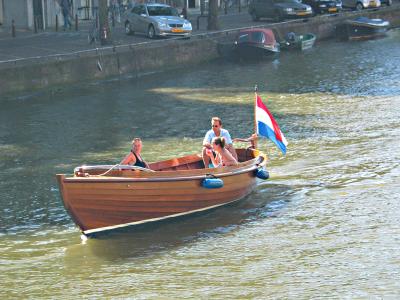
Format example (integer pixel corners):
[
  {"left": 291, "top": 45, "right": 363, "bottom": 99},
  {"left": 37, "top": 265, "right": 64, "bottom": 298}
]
[
  {"left": 233, "top": 133, "right": 258, "bottom": 149},
  {"left": 206, "top": 137, "right": 238, "bottom": 167},
  {"left": 120, "top": 137, "right": 150, "bottom": 168}
]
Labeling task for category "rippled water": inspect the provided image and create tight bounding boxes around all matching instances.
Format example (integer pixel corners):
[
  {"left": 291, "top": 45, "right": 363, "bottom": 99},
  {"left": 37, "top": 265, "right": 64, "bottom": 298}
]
[{"left": 1, "top": 29, "right": 400, "bottom": 298}]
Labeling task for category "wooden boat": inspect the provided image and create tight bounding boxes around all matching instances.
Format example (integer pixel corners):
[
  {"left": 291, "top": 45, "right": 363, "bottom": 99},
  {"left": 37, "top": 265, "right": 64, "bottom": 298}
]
[
  {"left": 280, "top": 32, "right": 316, "bottom": 51},
  {"left": 233, "top": 28, "right": 280, "bottom": 59},
  {"left": 336, "top": 17, "right": 390, "bottom": 41},
  {"left": 56, "top": 148, "right": 268, "bottom": 236}
]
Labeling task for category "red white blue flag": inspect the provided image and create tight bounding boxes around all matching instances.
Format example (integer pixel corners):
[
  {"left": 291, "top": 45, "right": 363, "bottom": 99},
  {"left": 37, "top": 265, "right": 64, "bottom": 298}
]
[{"left": 255, "top": 95, "right": 288, "bottom": 155}]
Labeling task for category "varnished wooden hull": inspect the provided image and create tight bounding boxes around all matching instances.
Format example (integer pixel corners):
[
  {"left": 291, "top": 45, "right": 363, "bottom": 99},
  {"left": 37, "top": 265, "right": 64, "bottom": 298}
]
[{"left": 56, "top": 148, "right": 267, "bottom": 236}]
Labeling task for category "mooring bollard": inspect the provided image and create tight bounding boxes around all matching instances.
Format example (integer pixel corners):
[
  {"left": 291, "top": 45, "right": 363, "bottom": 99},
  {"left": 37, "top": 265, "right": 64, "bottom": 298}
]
[
  {"left": 56, "top": 15, "right": 58, "bottom": 31},
  {"left": 196, "top": 15, "right": 208, "bottom": 30},
  {"left": 75, "top": 14, "right": 78, "bottom": 31},
  {"left": 12, "top": 19, "right": 16, "bottom": 37},
  {"left": 34, "top": 16, "right": 38, "bottom": 33},
  {"left": 182, "top": 6, "right": 188, "bottom": 20}
]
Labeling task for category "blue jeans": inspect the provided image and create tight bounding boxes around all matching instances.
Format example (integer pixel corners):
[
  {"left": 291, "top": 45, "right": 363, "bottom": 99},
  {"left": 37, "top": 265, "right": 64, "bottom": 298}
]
[{"left": 63, "top": 11, "right": 72, "bottom": 29}]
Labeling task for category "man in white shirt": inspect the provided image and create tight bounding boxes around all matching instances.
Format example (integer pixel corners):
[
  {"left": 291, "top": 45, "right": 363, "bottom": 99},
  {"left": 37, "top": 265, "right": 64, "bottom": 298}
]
[{"left": 202, "top": 117, "right": 237, "bottom": 167}]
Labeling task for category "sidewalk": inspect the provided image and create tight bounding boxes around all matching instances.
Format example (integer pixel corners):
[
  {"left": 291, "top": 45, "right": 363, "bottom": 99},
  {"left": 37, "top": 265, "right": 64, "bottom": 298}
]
[{"left": 0, "top": 7, "right": 252, "bottom": 63}]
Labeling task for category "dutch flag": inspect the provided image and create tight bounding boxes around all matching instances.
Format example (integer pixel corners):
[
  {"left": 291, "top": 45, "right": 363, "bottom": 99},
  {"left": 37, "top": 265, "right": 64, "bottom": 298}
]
[{"left": 256, "top": 94, "right": 288, "bottom": 155}]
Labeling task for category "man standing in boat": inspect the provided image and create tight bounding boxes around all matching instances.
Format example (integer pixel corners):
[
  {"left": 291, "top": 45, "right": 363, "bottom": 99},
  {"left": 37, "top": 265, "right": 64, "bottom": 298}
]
[{"left": 202, "top": 117, "right": 237, "bottom": 168}]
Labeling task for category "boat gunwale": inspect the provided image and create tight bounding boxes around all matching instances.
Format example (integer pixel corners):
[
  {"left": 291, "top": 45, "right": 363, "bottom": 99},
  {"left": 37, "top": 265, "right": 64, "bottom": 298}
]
[{"left": 58, "top": 156, "right": 264, "bottom": 183}]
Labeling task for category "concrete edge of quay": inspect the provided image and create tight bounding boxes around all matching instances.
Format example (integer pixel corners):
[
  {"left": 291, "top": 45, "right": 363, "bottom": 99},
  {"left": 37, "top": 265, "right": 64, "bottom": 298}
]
[{"left": 1, "top": 6, "right": 399, "bottom": 98}]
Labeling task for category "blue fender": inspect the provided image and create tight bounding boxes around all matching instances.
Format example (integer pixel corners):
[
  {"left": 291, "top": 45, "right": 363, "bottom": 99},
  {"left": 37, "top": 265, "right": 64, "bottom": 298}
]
[
  {"left": 202, "top": 178, "right": 224, "bottom": 189},
  {"left": 255, "top": 168, "right": 269, "bottom": 180}
]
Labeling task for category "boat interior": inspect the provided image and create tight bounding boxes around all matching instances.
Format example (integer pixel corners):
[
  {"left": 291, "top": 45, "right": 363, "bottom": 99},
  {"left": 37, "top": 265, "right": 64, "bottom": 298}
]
[{"left": 73, "top": 148, "right": 263, "bottom": 178}]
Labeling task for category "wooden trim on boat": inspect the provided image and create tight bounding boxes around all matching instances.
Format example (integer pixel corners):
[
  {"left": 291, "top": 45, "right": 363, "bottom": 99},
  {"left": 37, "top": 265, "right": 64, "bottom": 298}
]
[{"left": 61, "top": 162, "right": 261, "bottom": 183}]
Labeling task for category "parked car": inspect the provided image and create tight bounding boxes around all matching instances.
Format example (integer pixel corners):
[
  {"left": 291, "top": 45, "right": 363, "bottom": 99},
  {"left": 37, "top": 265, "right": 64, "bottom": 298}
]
[
  {"left": 301, "top": 0, "right": 342, "bottom": 14},
  {"left": 380, "top": 0, "right": 392, "bottom": 6},
  {"left": 248, "top": 0, "right": 313, "bottom": 22},
  {"left": 124, "top": 3, "right": 192, "bottom": 39},
  {"left": 341, "top": 0, "right": 380, "bottom": 10}
]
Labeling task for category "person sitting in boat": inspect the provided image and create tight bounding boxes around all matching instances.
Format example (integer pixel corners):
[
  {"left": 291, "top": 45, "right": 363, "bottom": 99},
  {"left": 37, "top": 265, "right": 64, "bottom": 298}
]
[
  {"left": 202, "top": 117, "right": 237, "bottom": 168},
  {"left": 206, "top": 137, "right": 238, "bottom": 168},
  {"left": 120, "top": 137, "right": 150, "bottom": 169},
  {"left": 286, "top": 32, "right": 297, "bottom": 43},
  {"left": 233, "top": 133, "right": 258, "bottom": 149}
]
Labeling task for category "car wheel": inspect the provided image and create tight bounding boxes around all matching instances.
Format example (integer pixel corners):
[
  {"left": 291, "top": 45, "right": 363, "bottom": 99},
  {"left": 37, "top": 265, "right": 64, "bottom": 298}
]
[
  {"left": 147, "top": 25, "right": 156, "bottom": 39},
  {"left": 355, "top": 2, "right": 363, "bottom": 10},
  {"left": 251, "top": 11, "right": 259, "bottom": 21},
  {"left": 125, "top": 22, "right": 133, "bottom": 35}
]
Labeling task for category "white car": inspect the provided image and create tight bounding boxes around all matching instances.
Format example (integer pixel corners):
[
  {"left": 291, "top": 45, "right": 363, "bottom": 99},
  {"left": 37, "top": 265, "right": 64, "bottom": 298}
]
[
  {"left": 342, "top": 0, "right": 381, "bottom": 10},
  {"left": 124, "top": 3, "right": 192, "bottom": 39}
]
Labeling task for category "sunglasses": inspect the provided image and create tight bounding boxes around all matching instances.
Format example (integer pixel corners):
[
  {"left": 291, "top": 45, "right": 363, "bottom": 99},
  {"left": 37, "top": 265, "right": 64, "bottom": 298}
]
[{"left": 212, "top": 125, "right": 219, "bottom": 128}]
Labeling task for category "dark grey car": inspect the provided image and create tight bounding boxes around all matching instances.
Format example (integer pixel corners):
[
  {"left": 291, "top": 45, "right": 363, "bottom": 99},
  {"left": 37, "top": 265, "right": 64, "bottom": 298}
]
[
  {"left": 249, "top": 0, "right": 313, "bottom": 22},
  {"left": 124, "top": 3, "right": 192, "bottom": 39},
  {"left": 301, "top": 0, "right": 342, "bottom": 14}
]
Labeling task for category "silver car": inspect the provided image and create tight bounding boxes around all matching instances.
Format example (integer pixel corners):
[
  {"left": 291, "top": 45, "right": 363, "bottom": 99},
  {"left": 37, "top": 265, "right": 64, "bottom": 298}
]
[
  {"left": 124, "top": 3, "right": 192, "bottom": 39},
  {"left": 342, "top": 0, "right": 380, "bottom": 10}
]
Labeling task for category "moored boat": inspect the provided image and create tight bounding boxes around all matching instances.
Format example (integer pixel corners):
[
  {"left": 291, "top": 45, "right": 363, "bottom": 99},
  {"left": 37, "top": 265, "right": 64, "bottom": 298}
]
[
  {"left": 56, "top": 148, "right": 267, "bottom": 236},
  {"left": 336, "top": 17, "right": 390, "bottom": 41},
  {"left": 280, "top": 32, "right": 316, "bottom": 51},
  {"left": 233, "top": 28, "right": 280, "bottom": 59}
]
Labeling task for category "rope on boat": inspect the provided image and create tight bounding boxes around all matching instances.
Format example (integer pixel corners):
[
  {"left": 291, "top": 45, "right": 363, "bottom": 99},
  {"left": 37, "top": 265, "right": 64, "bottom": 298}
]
[{"left": 97, "top": 164, "right": 155, "bottom": 176}]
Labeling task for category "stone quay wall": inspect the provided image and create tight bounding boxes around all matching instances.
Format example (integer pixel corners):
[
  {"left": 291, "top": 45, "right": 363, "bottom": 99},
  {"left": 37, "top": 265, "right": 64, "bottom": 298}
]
[{"left": 1, "top": 7, "right": 399, "bottom": 97}]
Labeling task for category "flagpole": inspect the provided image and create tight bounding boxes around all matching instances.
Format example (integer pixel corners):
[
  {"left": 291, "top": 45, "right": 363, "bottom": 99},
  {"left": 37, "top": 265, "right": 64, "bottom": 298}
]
[{"left": 253, "top": 85, "right": 258, "bottom": 149}]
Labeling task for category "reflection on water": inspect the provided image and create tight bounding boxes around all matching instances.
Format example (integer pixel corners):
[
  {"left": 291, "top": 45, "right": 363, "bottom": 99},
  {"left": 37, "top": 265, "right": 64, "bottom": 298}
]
[{"left": 1, "top": 29, "right": 400, "bottom": 298}]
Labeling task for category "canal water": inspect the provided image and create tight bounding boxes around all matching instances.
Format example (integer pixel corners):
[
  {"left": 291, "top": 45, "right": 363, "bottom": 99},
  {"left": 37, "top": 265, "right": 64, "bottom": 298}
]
[{"left": 1, "top": 29, "right": 400, "bottom": 298}]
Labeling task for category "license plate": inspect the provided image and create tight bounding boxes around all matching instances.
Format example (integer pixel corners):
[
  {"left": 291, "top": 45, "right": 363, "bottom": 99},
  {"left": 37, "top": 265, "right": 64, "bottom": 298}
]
[
  {"left": 328, "top": 8, "right": 337, "bottom": 12},
  {"left": 172, "top": 28, "right": 184, "bottom": 33},
  {"left": 370, "top": 1, "right": 376, "bottom": 5},
  {"left": 297, "top": 12, "right": 307, "bottom": 16}
]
